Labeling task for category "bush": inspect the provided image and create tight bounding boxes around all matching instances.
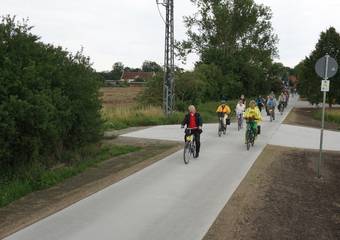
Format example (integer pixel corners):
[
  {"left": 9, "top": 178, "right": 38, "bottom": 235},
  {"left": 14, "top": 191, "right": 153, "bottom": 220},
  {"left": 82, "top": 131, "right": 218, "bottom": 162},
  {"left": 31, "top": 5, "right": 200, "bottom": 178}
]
[{"left": 0, "top": 16, "right": 103, "bottom": 170}]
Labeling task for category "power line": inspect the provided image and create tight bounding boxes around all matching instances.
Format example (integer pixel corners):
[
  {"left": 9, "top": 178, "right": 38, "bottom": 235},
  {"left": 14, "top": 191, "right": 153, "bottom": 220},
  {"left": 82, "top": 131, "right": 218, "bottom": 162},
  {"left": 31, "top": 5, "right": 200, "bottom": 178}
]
[{"left": 156, "top": 0, "right": 166, "bottom": 24}]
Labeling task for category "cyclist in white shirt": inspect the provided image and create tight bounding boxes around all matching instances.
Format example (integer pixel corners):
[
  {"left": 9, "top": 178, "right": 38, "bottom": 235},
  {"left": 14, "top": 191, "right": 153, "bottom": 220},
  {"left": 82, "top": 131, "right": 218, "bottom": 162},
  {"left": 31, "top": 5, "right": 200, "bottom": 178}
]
[{"left": 236, "top": 100, "right": 246, "bottom": 129}]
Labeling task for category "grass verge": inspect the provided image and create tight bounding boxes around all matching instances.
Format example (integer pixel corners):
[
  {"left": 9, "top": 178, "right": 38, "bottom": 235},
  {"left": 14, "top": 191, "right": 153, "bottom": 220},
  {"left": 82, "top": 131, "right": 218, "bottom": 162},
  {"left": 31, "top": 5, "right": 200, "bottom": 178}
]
[
  {"left": 102, "top": 100, "right": 239, "bottom": 130},
  {"left": 0, "top": 144, "right": 140, "bottom": 208},
  {"left": 313, "top": 108, "right": 340, "bottom": 125}
]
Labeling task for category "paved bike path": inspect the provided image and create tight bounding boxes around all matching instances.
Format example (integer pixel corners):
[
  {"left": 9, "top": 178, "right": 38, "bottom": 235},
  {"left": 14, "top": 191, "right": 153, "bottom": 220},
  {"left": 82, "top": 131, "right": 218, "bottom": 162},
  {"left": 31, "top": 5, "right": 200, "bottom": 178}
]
[{"left": 6, "top": 98, "right": 297, "bottom": 240}]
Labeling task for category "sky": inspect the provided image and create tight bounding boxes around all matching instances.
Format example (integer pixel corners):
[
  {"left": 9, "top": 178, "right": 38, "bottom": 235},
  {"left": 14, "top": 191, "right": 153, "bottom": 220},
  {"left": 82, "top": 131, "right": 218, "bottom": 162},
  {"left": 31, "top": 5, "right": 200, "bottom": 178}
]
[{"left": 1, "top": 0, "right": 340, "bottom": 71}]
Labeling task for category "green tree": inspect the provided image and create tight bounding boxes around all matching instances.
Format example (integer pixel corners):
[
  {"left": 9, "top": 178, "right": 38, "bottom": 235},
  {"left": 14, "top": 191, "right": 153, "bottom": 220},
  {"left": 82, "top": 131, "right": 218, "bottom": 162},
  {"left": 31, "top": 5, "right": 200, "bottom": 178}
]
[
  {"left": 139, "top": 72, "right": 163, "bottom": 106},
  {"left": 0, "top": 16, "right": 102, "bottom": 169},
  {"left": 175, "top": 70, "right": 206, "bottom": 104},
  {"left": 98, "top": 62, "right": 124, "bottom": 80},
  {"left": 297, "top": 27, "right": 340, "bottom": 106},
  {"left": 142, "top": 61, "right": 162, "bottom": 72},
  {"left": 112, "top": 62, "right": 124, "bottom": 79},
  {"left": 177, "top": 0, "right": 279, "bottom": 96}
]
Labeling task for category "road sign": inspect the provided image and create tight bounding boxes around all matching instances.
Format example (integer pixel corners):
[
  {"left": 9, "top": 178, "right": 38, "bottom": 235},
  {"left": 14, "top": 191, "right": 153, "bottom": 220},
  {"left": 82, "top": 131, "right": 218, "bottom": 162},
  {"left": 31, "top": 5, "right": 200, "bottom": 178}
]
[
  {"left": 315, "top": 54, "right": 338, "bottom": 178},
  {"left": 321, "top": 80, "right": 330, "bottom": 92},
  {"left": 315, "top": 55, "right": 338, "bottom": 79}
]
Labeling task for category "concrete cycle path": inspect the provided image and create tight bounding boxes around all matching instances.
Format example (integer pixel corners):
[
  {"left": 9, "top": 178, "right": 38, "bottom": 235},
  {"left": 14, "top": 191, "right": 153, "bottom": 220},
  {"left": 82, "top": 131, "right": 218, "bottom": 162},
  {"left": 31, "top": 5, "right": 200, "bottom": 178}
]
[{"left": 7, "top": 97, "right": 301, "bottom": 240}]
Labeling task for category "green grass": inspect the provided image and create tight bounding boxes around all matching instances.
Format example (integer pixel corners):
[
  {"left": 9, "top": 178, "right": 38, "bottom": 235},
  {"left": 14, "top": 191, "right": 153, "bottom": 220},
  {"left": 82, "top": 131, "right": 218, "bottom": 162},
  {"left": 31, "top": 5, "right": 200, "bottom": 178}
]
[
  {"left": 103, "top": 100, "right": 239, "bottom": 130},
  {"left": 313, "top": 109, "right": 340, "bottom": 125},
  {"left": 0, "top": 144, "right": 140, "bottom": 208},
  {"left": 102, "top": 105, "right": 184, "bottom": 130}
]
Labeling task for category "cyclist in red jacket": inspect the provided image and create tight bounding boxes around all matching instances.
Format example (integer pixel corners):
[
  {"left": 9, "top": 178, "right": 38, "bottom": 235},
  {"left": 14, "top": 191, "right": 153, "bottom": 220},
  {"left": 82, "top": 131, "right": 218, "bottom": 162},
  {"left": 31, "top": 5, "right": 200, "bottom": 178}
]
[{"left": 181, "top": 105, "right": 203, "bottom": 158}]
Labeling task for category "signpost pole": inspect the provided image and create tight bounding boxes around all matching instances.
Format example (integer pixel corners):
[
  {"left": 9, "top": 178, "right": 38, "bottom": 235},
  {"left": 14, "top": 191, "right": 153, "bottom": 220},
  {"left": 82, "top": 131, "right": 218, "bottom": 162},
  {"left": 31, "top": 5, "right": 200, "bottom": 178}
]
[{"left": 318, "top": 55, "right": 329, "bottom": 178}]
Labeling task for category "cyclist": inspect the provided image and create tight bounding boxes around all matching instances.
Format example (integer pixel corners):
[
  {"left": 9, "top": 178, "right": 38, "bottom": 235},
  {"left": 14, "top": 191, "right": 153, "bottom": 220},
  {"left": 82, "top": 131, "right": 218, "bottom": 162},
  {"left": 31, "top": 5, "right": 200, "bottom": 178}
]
[
  {"left": 181, "top": 105, "right": 203, "bottom": 158},
  {"left": 256, "top": 95, "right": 265, "bottom": 112},
  {"left": 240, "top": 94, "right": 247, "bottom": 106},
  {"left": 236, "top": 99, "right": 246, "bottom": 129},
  {"left": 244, "top": 100, "right": 262, "bottom": 143},
  {"left": 267, "top": 95, "right": 277, "bottom": 121},
  {"left": 278, "top": 92, "right": 285, "bottom": 113},
  {"left": 284, "top": 91, "right": 289, "bottom": 107},
  {"left": 216, "top": 100, "right": 231, "bottom": 129}
]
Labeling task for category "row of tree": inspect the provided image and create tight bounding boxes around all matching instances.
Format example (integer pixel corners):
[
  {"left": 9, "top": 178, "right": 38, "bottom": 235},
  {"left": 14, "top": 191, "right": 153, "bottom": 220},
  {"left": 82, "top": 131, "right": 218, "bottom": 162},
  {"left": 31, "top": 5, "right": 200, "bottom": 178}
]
[
  {"left": 141, "top": 0, "right": 289, "bottom": 106},
  {"left": 98, "top": 61, "right": 162, "bottom": 80},
  {"left": 295, "top": 27, "right": 340, "bottom": 106}
]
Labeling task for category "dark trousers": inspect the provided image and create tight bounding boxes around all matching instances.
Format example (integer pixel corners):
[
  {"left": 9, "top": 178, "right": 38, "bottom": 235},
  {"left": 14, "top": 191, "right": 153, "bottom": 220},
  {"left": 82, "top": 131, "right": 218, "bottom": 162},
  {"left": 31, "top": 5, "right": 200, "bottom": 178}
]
[{"left": 185, "top": 129, "right": 201, "bottom": 154}]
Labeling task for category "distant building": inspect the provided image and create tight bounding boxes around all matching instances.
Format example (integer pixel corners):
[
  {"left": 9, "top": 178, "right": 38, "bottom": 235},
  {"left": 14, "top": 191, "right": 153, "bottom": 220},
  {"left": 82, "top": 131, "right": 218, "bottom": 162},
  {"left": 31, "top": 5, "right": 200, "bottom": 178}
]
[
  {"left": 121, "top": 71, "right": 155, "bottom": 83},
  {"left": 104, "top": 79, "right": 119, "bottom": 86}
]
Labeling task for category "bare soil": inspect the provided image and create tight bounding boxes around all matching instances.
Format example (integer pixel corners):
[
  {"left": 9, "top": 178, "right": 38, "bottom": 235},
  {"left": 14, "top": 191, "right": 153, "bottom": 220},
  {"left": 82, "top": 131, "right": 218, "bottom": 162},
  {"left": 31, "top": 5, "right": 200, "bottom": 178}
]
[
  {"left": 284, "top": 107, "right": 340, "bottom": 131},
  {"left": 204, "top": 145, "right": 340, "bottom": 240},
  {"left": 0, "top": 136, "right": 181, "bottom": 239}
]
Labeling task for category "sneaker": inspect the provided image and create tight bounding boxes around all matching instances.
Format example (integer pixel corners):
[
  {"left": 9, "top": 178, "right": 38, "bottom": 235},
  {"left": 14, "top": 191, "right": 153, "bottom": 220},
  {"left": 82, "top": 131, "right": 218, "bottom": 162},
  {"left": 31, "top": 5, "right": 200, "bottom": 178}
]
[{"left": 194, "top": 152, "right": 199, "bottom": 158}]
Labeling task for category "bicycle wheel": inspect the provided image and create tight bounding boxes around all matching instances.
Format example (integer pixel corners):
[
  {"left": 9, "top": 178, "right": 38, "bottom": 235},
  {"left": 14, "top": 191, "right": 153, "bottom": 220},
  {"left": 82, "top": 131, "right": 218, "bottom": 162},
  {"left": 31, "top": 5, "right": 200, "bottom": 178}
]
[
  {"left": 183, "top": 142, "right": 190, "bottom": 164},
  {"left": 270, "top": 111, "right": 273, "bottom": 122},
  {"left": 191, "top": 142, "right": 197, "bottom": 158},
  {"left": 218, "top": 121, "right": 222, "bottom": 137},
  {"left": 246, "top": 130, "right": 251, "bottom": 151}
]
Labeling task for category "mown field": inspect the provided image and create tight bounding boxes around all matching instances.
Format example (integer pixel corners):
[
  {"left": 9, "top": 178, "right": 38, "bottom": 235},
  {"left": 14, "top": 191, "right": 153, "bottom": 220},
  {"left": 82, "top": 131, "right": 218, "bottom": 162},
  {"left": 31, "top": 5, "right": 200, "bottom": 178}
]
[
  {"left": 100, "top": 87, "right": 238, "bottom": 130},
  {"left": 100, "top": 87, "right": 143, "bottom": 109}
]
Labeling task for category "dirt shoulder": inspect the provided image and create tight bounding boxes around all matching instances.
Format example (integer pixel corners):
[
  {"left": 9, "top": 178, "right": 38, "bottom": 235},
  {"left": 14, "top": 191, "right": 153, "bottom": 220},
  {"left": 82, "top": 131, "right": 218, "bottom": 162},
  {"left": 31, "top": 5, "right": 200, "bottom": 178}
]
[
  {"left": 204, "top": 145, "right": 340, "bottom": 240},
  {"left": 0, "top": 136, "right": 181, "bottom": 239},
  {"left": 284, "top": 107, "right": 340, "bottom": 131}
]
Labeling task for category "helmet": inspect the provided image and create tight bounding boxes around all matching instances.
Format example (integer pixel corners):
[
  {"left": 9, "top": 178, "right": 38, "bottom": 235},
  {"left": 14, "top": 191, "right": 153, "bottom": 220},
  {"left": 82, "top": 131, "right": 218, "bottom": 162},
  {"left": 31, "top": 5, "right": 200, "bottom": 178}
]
[{"left": 221, "top": 100, "right": 226, "bottom": 104}]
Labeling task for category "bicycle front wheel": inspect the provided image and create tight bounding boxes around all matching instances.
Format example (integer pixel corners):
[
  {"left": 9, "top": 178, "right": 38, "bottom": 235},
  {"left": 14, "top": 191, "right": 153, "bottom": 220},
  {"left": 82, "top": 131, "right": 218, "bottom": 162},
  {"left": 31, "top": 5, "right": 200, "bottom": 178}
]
[
  {"left": 246, "top": 130, "right": 251, "bottom": 151},
  {"left": 183, "top": 142, "right": 190, "bottom": 164}
]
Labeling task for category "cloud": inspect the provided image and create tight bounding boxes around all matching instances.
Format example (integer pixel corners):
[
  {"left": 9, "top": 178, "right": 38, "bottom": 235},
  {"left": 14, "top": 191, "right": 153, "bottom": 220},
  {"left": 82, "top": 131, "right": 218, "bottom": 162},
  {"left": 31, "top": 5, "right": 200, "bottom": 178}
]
[{"left": 1, "top": 0, "right": 339, "bottom": 70}]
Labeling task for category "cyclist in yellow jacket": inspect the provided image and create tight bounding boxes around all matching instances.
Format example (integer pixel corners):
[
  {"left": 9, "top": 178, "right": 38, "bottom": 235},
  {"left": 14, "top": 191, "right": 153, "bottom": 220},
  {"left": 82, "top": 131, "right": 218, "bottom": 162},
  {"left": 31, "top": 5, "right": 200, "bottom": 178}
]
[
  {"left": 244, "top": 100, "right": 262, "bottom": 141},
  {"left": 216, "top": 100, "right": 231, "bottom": 128}
]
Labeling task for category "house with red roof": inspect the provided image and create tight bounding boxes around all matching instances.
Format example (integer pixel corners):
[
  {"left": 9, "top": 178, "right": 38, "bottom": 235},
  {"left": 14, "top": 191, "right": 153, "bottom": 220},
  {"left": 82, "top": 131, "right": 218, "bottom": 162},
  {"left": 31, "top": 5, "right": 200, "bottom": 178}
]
[{"left": 121, "top": 71, "right": 155, "bottom": 83}]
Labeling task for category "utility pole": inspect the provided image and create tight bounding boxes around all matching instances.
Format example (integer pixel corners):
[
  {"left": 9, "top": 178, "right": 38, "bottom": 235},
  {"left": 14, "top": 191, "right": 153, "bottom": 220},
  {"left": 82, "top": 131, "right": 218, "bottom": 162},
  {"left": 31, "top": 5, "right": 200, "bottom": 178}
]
[{"left": 157, "top": 0, "right": 175, "bottom": 115}]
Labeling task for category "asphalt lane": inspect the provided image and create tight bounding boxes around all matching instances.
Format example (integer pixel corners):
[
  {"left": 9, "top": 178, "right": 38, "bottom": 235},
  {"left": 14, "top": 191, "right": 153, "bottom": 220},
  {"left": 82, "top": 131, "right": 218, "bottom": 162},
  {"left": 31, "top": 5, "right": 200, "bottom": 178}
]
[
  {"left": 6, "top": 98, "right": 298, "bottom": 240},
  {"left": 271, "top": 124, "right": 340, "bottom": 151}
]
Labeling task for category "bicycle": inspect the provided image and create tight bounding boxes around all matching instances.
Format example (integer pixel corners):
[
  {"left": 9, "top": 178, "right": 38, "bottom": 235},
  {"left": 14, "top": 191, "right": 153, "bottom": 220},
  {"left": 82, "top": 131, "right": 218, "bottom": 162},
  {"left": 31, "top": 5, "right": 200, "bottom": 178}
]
[
  {"left": 245, "top": 120, "right": 256, "bottom": 151},
  {"left": 183, "top": 128, "right": 197, "bottom": 164},
  {"left": 218, "top": 117, "right": 227, "bottom": 137},
  {"left": 269, "top": 108, "right": 275, "bottom": 122},
  {"left": 237, "top": 113, "right": 243, "bottom": 131},
  {"left": 278, "top": 102, "right": 284, "bottom": 115}
]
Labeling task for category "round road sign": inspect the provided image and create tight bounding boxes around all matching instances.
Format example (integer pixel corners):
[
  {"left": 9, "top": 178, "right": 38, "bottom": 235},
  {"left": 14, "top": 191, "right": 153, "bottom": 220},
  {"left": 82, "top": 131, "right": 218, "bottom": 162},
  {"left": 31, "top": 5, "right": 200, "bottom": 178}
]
[{"left": 315, "top": 55, "right": 338, "bottom": 79}]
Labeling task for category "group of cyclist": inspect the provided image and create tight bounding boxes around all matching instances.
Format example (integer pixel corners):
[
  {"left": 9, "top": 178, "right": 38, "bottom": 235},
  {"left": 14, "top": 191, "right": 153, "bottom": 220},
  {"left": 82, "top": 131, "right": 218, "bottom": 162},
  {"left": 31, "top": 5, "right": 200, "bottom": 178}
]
[{"left": 181, "top": 90, "right": 291, "bottom": 157}]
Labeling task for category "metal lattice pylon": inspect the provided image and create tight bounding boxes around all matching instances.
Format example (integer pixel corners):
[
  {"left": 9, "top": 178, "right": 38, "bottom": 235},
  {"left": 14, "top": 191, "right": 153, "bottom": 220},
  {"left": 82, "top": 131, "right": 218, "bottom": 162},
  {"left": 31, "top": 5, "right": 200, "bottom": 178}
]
[{"left": 162, "top": 0, "right": 175, "bottom": 115}]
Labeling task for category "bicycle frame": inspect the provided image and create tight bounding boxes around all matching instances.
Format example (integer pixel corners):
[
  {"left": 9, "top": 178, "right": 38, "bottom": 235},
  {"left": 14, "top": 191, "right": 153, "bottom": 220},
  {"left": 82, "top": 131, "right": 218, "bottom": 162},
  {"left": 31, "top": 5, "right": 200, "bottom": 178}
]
[
  {"left": 246, "top": 121, "right": 256, "bottom": 150},
  {"left": 183, "top": 128, "right": 197, "bottom": 164},
  {"left": 237, "top": 113, "right": 243, "bottom": 130}
]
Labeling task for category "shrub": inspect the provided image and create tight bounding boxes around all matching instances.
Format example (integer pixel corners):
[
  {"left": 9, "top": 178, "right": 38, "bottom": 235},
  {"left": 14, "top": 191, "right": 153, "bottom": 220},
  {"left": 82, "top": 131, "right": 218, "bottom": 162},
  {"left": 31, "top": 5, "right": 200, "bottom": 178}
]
[{"left": 0, "top": 16, "right": 103, "bottom": 170}]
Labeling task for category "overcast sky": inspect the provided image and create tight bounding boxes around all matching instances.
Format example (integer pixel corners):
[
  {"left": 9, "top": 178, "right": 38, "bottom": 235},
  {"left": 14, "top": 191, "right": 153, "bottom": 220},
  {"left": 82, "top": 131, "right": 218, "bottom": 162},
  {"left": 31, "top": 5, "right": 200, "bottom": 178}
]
[{"left": 1, "top": 0, "right": 340, "bottom": 71}]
